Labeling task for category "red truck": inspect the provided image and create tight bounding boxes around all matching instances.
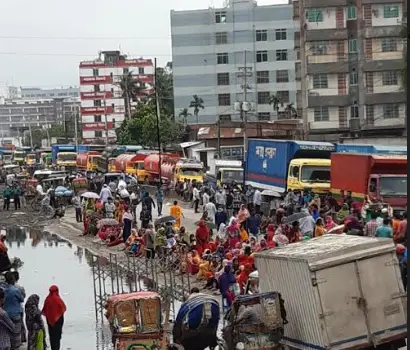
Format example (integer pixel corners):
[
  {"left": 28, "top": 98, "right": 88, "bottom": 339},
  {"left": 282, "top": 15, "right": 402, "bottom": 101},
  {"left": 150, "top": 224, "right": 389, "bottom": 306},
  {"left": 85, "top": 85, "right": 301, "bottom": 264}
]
[
  {"left": 144, "top": 153, "right": 180, "bottom": 184},
  {"left": 330, "top": 153, "right": 407, "bottom": 212}
]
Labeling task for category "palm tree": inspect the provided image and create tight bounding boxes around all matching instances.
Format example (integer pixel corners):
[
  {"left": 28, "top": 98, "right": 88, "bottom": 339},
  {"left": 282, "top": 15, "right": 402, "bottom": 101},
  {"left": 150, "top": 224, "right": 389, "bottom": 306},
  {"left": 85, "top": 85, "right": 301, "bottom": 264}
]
[
  {"left": 116, "top": 72, "right": 147, "bottom": 119},
  {"left": 189, "top": 95, "right": 205, "bottom": 123},
  {"left": 269, "top": 92, "right": 283, "bottom": 118},
  {"left": 284, "top": 102, "right": 298, "bottom": 119},
  {"left": 178, "top": 108, "right": 192, "bottom": 124}
]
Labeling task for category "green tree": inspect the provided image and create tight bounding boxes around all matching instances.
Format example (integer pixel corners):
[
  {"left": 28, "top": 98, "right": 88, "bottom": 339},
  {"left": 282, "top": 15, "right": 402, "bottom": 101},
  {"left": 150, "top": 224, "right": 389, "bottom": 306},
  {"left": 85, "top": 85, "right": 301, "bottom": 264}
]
[
  {"left": 154, "top": 67, "right": 174, "bottom": 117},
  {"left": 189, "top": 95, "right": 204, "bottom": 122},
  {"left": 269, "top": 92, "right": 284, "bottom": 117},
  {"left": 116, "top": 72, "right": 147, "bottom": 119},
  {"left": 116, "top": 104, "right": 184, "bottom": 148},
  {"left": 178, "top": 108, "right": 192, "bottom": 124},
  {"left": 23, "top": 129, "right": 43, "bottom": 148}
]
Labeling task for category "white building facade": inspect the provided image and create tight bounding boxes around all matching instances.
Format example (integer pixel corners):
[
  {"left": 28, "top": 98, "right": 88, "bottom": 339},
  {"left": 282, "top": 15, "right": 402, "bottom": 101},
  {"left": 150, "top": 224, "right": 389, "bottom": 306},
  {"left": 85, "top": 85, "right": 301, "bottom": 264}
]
[
  {"left": 79, "top": 51, "right": 154, "bottom": 142},
  {"left": 171, "top": 0, "right": 300, "bottom": 125}
]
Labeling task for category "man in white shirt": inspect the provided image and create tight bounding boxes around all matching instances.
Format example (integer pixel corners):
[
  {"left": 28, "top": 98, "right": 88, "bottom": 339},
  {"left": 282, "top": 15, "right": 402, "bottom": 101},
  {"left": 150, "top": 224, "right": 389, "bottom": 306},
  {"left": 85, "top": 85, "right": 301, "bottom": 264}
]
[
  {"left": 36, "top": 184, "right": 44, "bottom": 196},
  {"left": 215, "top": 188, "right": 226, "bottom": 209},
  {"left": 193, "top": 185, "right": 201, "bottom": 213},
  {"left": 202, "top": 190, "right": 210, "bottom": 210},
  {"left": 253, "top": 189, "right": 262, "bottom": 214}
]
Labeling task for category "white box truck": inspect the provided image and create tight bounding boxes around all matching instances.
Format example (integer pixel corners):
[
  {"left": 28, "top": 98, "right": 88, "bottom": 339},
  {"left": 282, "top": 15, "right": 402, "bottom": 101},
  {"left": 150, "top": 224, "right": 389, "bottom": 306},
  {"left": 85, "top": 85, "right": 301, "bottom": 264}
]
[{"left": 255, "top": 235, "right": 407, "bottom": 350}]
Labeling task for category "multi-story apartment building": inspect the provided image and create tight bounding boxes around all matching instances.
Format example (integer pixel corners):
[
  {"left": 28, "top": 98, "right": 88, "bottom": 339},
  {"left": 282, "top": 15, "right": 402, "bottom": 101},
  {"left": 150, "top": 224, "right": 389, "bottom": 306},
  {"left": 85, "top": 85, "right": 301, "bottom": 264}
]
[
  {"left": 171, "top": 0, "right": 299, "bottom": 125},
  {"left": 79, "top": 51, "right": 154, "bottom": 142},
  {"left": 294, "top": 0, "right": 406, "bottom": 140},
  {"left": 21, "top": 87, "right": 80, "bottom": 100},
  {"left": 0, "top": 98, "right": 80, "bottom": 138}
]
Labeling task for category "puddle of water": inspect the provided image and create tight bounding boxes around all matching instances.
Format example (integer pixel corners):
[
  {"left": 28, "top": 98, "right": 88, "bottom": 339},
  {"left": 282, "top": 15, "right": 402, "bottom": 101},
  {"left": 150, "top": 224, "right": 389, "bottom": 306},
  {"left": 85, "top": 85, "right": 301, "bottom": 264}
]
[{"left": 5, "top": 226, "right": 112, "bottom": 350}]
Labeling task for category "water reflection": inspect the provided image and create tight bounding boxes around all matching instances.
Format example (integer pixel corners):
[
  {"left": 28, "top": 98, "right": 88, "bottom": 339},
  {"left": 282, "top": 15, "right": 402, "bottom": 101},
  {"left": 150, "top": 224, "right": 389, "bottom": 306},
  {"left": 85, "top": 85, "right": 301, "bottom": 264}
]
[{"left": 5, "top": 226, "right": 113, "bottom": 350}]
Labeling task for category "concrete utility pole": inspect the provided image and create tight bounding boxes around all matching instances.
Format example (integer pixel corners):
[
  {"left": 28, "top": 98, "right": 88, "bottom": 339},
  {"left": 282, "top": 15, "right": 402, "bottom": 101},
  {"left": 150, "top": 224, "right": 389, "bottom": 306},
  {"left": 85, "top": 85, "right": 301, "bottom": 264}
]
[
  {"left": 237, "top": 50, "right": 252, "bottom": 186},
  {"left": 72, "top": 105, "right": 79, "bottom": 150},
  {"left": 103, "top": 97, "right": 109, "bottom": 145},
  {"left": 154, "top": 58, "right": 162, "bottom": 184}
]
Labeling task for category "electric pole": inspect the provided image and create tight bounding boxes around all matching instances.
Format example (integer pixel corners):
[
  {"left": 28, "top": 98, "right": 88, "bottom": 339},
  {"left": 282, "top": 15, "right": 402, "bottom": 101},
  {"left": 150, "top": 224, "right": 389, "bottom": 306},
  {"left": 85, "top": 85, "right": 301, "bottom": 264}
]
[
  {"left": 103, "top": 95, "right": 109, "bottom": 145},
  {"left": 237, "top": 50, "right": 252, "bottom": 187},
  {"left": 154, "top": 58, "right": 162, "bottom": 184}
]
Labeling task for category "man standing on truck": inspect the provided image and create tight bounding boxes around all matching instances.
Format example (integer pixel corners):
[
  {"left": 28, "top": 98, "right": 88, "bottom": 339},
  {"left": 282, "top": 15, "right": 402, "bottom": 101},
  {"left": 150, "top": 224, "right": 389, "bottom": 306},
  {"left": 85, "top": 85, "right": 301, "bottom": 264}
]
[{"left": 253, "top": 188, "right": 262, "bottom": 214}]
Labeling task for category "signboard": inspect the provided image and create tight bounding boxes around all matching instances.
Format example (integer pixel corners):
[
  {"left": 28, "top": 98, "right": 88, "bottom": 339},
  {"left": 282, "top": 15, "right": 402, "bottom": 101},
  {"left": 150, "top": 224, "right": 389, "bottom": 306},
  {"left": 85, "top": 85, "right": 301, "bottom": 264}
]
[
  {"left": 81, "top": 106, "right": 114, "bottom": 115},
  {"left": 298, "top": 144, "right": 335, "bottom": 151},
  {"left": 80, "top": 92, "right": 113, "bottom": 100},
  {"left": 79, "top": 59, "right": 153, "bottom": 69},
  {"left": 79, "top": 76, "right": 111, "bottom": 84},
  {"left": 82, "top": 122, "right": 114, "bottom": 131}
]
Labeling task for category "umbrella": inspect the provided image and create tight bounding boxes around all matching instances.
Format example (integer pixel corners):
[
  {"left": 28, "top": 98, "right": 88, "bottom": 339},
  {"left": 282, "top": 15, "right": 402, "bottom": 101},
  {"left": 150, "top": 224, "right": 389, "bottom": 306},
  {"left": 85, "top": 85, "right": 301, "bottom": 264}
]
[
  {"left": 154, "top": 216, "right": 176, "bottom": 225},
  {"left": 194, "top": 220, "right": 217, "bottom": 230},
  {"left": 97, "top": 218, "right": 119, "bottom": 228},
  {"left": 81, "top": 191, "right": 100, "bottom": 199},
  {"left": 283, "top": 211, "right": 310, "bottom": 224},
  {"left": 261, "top": 190, "right": 282, "bottom": 198}
]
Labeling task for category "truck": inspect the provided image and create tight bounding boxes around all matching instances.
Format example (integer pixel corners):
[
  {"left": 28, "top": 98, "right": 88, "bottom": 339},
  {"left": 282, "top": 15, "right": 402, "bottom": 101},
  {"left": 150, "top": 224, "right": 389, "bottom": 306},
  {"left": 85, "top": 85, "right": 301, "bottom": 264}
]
[
  {"left": 204, "top": 159, "right": 243, "bottom": 188},
  {"left": 175, "top": 158, "right": 204, "bottom": 184},
  {"left": 246, "top": 139, "right": 335, "bottom": 194},
  {"left": 51, "top": 145, "right": 77, "bottom": 169},
  {"left": 144, "top": 153, "right": 180, "bottom": 184},
  {"left": 76, "top": 151, "right": 100, "bottom": 171},
  {"left": 330, "top": 153, "right": 407, "bottom": 212},
  {"left": 336, "top": 144, "right": 407, "bottom": 155},
  {"left": 12, "top": 149, "right": 26, "bottom": 166},
  {"left": 114, "top": 153, "right": 152, "bottom": 183},
  {"left": 255, "top": 235, "right": 407, "bottom": 350}
]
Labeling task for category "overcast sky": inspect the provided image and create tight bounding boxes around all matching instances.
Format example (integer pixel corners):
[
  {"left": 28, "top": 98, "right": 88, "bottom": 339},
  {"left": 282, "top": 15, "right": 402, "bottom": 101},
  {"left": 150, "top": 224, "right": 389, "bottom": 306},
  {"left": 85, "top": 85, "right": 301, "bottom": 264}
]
[{"left": 0, "top": 0, "right": 285, "bottom": 89}]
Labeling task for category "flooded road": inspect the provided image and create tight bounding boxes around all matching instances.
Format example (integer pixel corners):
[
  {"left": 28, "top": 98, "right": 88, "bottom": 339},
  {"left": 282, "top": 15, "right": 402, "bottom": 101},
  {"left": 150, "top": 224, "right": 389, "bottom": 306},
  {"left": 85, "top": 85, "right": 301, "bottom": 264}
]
[{"left": 5, "top": 226, "right": 112, "bottom": 350}]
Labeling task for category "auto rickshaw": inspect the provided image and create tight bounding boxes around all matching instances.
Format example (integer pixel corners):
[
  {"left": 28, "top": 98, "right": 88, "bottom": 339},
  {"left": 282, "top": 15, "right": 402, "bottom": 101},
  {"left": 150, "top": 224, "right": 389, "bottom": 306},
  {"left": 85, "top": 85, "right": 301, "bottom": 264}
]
[
  {"left": 105, "top": 291, "right": 167, "bottom": 350},
  {"left": 220, "top": 292, "right": 287, "bottom": 350}
]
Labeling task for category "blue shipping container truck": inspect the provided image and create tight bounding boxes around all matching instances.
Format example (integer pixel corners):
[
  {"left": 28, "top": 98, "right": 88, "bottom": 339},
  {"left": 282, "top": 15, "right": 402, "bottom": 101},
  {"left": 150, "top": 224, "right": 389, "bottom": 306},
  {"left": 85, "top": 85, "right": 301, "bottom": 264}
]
[
  {"left": 51, "top": 144, "right": 77, "bottom": 164},
  {"left": 335, "top": 144, "right": 407, "bottom": 155},
  {"left": 246, "top": 139, "right": 335, "bottom": 192}
]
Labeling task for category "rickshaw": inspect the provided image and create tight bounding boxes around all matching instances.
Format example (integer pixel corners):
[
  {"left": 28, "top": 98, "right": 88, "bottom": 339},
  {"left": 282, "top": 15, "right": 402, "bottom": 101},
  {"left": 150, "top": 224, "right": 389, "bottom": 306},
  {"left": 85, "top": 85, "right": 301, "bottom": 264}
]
[
  {"left": 220, "top": 292, "right": 287, "bottom": 350},
  {"left": 105, "top": 291, "right": 167, "bottom": 350},
  {"left": 72, "top": 177, "right": 88, "bottom": 195},
  {"left": 173, "top": 293, "right": 220, "bottom": 350}
]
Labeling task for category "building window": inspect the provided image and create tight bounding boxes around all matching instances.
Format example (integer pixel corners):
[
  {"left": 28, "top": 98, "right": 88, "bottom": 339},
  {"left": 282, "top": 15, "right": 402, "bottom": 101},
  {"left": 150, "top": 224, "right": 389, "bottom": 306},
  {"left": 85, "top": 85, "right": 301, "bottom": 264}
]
[
  {"left": 218, "top": 93, "right": 231, "bottom": 106},
  {"left": 312, "top": 74, "right": 328, "bottom": 89},
  {"left": 276, "top": 70, "right": 289, "bottom": 83},
  {"left": 349, "top": 72, "right": 358, "bottom": 85},
  {"left": 94, "top": 85, "right": 100, "bottom": 92},
  {"left": 94, "top": 115, "right": 102, "bottom": 122},
  {"left": 95, "top": 131, "right": 103, "bottom": 138},
  {"left": 383, "top": 104, "right": 400, "bottom": 118},
  {"left": 256, "top": 30, "right": 267, "bottom": 42},
  {"left": 381, "top": 38, "right": 397, "bottom": 52},
  {"left": 217, "top": 53, "right": 229, "bottom": 64},
  {"left": 382, "top": 71, "right": 398, "bottom": 85},
  {"left": 256, "top": 71, "right": 269, "bottom": 83},
  {"left": 257, "top": 91, "right": 270, "bottom": 104},
  {"left": 383, "top": 5, "right": 399, "bottom": 18},
  {"left": 347, "top": 6, "right": 356, "bottom": 20},
  {"left": 217, "top": 73, "right": 230, "bottom": 85},
  {"left": 313, "top": 106, "right": 329, "bottom": 121},
  {"left": 215, "top": 32, "right": 228, "bottom": 44},
  {"left": 350, "top": 105, "right": 359, "bottom": 118},
  {"left": 123, "top": 68, "right": 129, "bottom": 74},
  {"left": 94, "top": 100, "right": 102, "bottom": 107},
  {"left": 278, "top": 90, "right": 290, "bottom": 102},
  {"left": 276, "top": 49, "right": 288, "bottom": 61},
  {"left": 138, "top": 67, "right": 144, "bottom": 74},
  {"left": 311, "top": 41, "right": 328, "bottom": 55},
  {"left": 215, "top": 11, "right": 227, "bottom": 23},
  {"left": 258, "top": 112, "right": 271, "bottom": 121},
  {"left": 219, "top": 114, "right": 231, "bottom": 121},
  {"left": 275, "top": 29, "right": 287, "bottom": 40},
  {"left": 348, "top": 39, "right": 357, "bottom": 53},
  {"left": 256, "top": 51, "right": 268, "bottom": 63},
  {"left": 92, "top": 69, "right": 99, "bottom": 76},
  {"left": 307, "top": 8, "right": 324, "bottom": 22}
]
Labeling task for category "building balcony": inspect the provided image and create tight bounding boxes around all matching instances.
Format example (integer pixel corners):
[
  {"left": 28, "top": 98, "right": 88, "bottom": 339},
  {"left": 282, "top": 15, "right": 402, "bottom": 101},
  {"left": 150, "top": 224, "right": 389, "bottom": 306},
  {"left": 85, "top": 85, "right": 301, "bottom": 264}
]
[
  {"left": 306, "top": 29, "right": 348, "bottom": 41},
  {"left": 364, "top": 91, "right": 406, "bottom": 105},
  {"left": 307, "top": 62, "right": 349, "bottom": 74},
  {"left": 305, "top": 0, "right": 348, "bottom": 7},
  {"left": 363, "top": 59, "right": 404, "bottom": 72},
  {"left": 365, "top": 26, "right": 402, "bottom": 38},
  {"left": 362, "top": 0, "right": 400, "bottom": 4},
  {"left": 308, "top": 94, "right": 350, "bottom": 107}
]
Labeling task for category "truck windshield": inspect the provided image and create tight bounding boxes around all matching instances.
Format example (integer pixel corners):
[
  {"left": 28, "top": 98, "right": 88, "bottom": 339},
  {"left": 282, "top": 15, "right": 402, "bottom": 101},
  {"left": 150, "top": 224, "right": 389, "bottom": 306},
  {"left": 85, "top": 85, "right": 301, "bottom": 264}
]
[
  {"left": 27, "top": 154, "right": 36, "bottom": 159},
  {"left": 380, "top": 176, "right": 407, "bottom": 196},
  {"left": 301, "top": 166, "right": 330, "bottom": 182},
  {"left": 222, "top": 170, "right": 243, "bottom": 183},
  {"left": 133, "top": 162, "right": 145, "bottom": 170},
  {"left": 58, "top": 154, "right": 76, "bottom": 161},
  {"left": 14, "top": 152, "right": 24, "bottom": 158},
  {"left": 181, "top": 168, "right": 202, "bottom": 176}
]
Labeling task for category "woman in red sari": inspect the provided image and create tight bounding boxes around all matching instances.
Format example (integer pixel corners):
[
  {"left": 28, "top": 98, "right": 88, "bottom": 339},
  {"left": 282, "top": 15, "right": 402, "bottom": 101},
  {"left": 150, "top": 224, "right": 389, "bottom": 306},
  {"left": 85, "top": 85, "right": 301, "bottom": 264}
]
[{"left": 195, "top": 220, "right": 209, "bottom": 256}]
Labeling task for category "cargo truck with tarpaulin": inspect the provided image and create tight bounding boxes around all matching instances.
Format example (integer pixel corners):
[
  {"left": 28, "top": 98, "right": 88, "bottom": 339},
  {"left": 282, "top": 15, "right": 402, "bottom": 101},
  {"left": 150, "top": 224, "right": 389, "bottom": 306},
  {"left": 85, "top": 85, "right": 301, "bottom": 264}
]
[
  {"left": 246, "top": 139, "right": 335, "bottom": 194},
  {"left": 330, "top": 153, "right": 407, "bottom": 213},
  {"left": 335, "top": 144, "right": 407, "bottom": 155},
  {"left": 51, "top": 144, "right": 77, "bottom": 169}
]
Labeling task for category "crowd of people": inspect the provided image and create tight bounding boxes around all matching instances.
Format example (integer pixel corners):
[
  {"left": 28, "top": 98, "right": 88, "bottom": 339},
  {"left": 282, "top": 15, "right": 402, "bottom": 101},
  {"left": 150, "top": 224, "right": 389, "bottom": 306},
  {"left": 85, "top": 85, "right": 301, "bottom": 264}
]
[
  {"left": 0, "top": 269, "right": 67, "bottom": 350},
  {"left": 71, "top": 177, "right": 408, "bottom": 302}
]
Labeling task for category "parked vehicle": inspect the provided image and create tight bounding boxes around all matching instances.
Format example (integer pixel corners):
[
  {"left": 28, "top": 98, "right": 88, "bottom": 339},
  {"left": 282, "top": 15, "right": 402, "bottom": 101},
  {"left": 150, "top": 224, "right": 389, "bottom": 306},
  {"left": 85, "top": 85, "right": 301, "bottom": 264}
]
[
  {"left": 335, "top": 144, "right": 407, "bottom": 155},
  {"left": 246, "top": 139, "right": 334, "bottom": 194},
  {"left": 76, "top": 151, "right": 100, "bottom": 171},
  {"left": 255, "top": 235, "right": 407, "bottom": 350},
  {"left": 330, "top": 153, "right": 407, "bottom": 213}
]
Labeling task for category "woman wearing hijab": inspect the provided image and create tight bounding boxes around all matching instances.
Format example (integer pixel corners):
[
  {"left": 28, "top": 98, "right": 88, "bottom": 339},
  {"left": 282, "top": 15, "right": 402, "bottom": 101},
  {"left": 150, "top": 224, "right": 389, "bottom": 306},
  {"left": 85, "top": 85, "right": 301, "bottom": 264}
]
[
  {"left": 25, "top": 294, "right": 47, "bottom": 350},
  {"left": 122, "top": 207, "right": 134, "bottom": 243},
  {"left": 226, "top": 220, "right": 241, "bottom": 249},
  {"left": 236, "top": 204, "right": 250, "bottom": 225},
  {"left": 219, "top": 265, "right": 237, "bottom": 306},
  {"left": 315, "top": 217, "right": 326, "bottom": 237},
  {"left": 195, "top": 220, "right": 209, "bottom": 256},
  {"left": 325, "top": 216, "right": 337, "bottom": 231},
  {"left": 42, "top": 285, "right": 67, "bottom": 350},
  {"left": 273, "top": 222, "right": 290, "bottom": 246}
]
